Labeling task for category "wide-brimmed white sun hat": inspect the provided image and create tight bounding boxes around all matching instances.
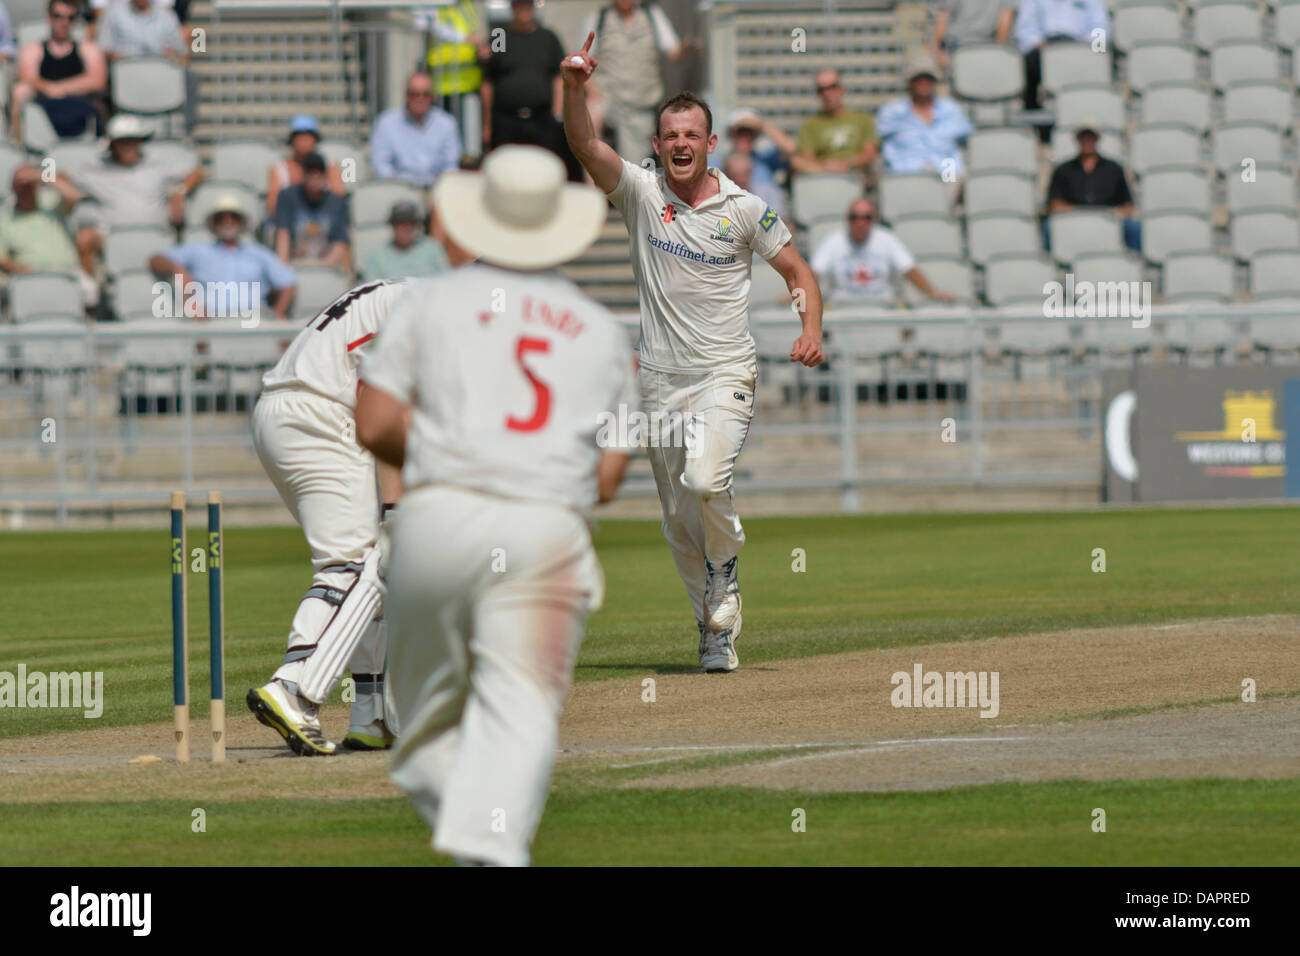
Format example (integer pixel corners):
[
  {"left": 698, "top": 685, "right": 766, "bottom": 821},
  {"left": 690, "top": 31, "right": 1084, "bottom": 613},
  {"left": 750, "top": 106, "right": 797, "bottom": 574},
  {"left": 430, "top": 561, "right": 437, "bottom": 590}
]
[{"left": 432, "top": 146, "right": 606, "bottom": 271}]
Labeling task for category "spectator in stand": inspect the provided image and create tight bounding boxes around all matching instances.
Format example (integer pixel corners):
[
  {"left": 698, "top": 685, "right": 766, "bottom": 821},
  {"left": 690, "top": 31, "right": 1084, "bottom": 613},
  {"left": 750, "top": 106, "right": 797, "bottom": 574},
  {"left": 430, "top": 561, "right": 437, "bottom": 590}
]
[
  {"left": 361, "top": 201, "right": 450, "bottom": 280},
  {"left": 0, "top": 164, "right": 98, "bottom": 306},
  {"left": 722, "top": 152, "right": 787, "bottom": 224},
  {"left": 709, "top": 108, "right": 795, "bottom": 189},
  {"left": 10, "top": 0, "right": 108, "bottom": 142},
  {"left": 1044, "top": 124, "right": 1141, "bottom": 253},
  {"left": 95, "top": 0, "right": 187, "bottom": 61},
  {"left": 876, "top": 55, "right": 973, "bottom": 184},
  {"left": 268, "top": 114, "right": 346, "bottom": 218},
  {"left": 273, "top": 152, "right": 350, "bottom": 271},
  {"left": 370, "top": 70, "right": 463, "bottom": 188},
  {"left": 1015, "top": 0, "right": 1110, "bottom": 141},
  {"left": 811, "top": 198, "right": 955, "bottom": 305},
  {"left": 481, "top": 0, "right": 581, "bottom": 181},
  {"left": 60, "top": 113, "right": 203, "bottom": 274},
  {"left": 150, "top": 195, "right": 296, "bottom": 319},
  {"left": 578, "top": 0, "right": 693, "bottom": 165},
  {"left": 0, "top": 3, "right": 16, "bottom": 64},
  {"left": 793, "top": 69, "right": 878, "bottom": 177},
  {"left": 930, "top": 0, "right": 1016, "bottom": 70}
]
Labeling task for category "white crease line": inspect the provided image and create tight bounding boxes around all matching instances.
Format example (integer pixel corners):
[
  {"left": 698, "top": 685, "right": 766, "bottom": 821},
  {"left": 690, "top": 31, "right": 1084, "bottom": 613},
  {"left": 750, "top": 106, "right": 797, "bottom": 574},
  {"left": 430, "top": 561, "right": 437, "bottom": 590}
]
[
  {"left": 1149, "top": 616, "right": 1279, "bottom": 631},
  {"left": 758, "top": 736, "right": 1039, "bottom": 769},
  {"left": 604, "top": 736, "right": 1038, "bottom": 770}
]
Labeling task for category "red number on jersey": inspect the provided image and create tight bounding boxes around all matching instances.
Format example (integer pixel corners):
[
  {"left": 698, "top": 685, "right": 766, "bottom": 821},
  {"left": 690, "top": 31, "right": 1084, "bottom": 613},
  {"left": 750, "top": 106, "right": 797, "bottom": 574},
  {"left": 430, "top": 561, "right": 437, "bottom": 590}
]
[{"left": 506, "top": 336, "right": 552, "bottom": 432}]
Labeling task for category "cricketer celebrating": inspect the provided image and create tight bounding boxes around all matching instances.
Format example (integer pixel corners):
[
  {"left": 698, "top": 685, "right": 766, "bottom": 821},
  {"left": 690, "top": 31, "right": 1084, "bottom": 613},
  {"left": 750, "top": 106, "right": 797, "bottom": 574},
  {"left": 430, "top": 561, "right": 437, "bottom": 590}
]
[
  {"left": 247, "top": 278, "right": 409, "bottom": 756},
  {"left": 562, "top": 34, "right": 825, "bottom": 672},
  {"left": 355, "top": 146, "right": 638, "bottom": 867}
]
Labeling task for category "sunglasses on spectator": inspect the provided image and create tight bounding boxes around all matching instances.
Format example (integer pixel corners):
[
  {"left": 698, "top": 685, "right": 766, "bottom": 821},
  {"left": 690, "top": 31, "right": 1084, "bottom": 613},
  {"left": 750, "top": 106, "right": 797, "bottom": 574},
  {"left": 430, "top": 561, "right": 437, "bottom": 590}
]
[
  {"left": 408, "top": 90, "right": 434, "bottom": 98},
  {"left": 848, "top": 212, "right": 874, "bottom": 221},
  {"left": 817, "top": 83, "right": 841, "bottom": 93},
  {"left": 49, "top": 11, "right": 75, "bottom": 20}
]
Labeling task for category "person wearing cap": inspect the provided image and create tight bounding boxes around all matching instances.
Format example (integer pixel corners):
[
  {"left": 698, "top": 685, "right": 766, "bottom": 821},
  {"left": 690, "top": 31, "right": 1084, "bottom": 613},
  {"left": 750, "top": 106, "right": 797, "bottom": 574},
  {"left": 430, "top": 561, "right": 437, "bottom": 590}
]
[
  {"left": 10, "top": 0, "right": 107, "bottom": 143},
  {"left": 0, "top": 164, "right": 99, "bottom": 308},
  {"left": 875, "top": 55, "right": 973, "bottom": 181},
  {"left": 709, "top": 108, "right": 795, "bottom": 192},
  {"left": 267, "top": 114, "right": 346, "bottom": 219},
  {"left": 577, "top": 0, "right": 693, "bottom": 165},
  {"left": 273, "top": 151, "right": 351, "bottom": 271},
  {"left": 353, "top": 145, "right": 638, "bottom": 866},
  {"left": 1015, "top": 0, "right": 1110, "bottom": 142},
  {"left": 95, "top": 0, "right": 187, "bottom": 62},
  {"left": 793, "top": 69, "right": 878, "bottom": 176},
  {"left": 149, "top": 196, "right": 296, "bottom": 320},
  {"left": 58, "top": 112, "right": 202, "bottom": 275},
  {"left": 361, "top": 201, "right": 450, "bottom": 281},
  {"left": 1044, "top": 125, "right": 1140, "bottom": 253},
  {"left": 370, "top": 70, "right": 463, "bottom": 189},
  {"left": 929, "top": 0, "right": 1016, "bottom": 71},
  {"left": 811, "top": 197, "right": 956, "bottom": 306}
]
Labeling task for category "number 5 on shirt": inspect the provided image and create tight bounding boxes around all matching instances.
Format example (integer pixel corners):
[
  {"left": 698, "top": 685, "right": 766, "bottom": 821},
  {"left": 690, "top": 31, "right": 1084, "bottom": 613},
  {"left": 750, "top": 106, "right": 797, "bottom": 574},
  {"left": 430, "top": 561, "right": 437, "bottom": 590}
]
[{"left": 506, "top": 336, "right": 552, "bottom": 432}]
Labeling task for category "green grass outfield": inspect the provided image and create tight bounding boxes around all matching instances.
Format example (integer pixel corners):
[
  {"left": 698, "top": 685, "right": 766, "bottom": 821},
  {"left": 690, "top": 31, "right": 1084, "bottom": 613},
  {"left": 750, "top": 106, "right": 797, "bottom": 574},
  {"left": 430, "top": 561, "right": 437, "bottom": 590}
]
[{"left": 2, "top": 507, "right": 1298, "bottom": 865}]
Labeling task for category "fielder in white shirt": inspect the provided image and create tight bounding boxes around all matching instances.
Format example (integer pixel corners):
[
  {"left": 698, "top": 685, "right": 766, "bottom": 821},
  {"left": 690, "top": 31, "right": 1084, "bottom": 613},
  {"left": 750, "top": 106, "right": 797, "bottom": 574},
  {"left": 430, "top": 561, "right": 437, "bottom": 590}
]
[
  {"left": 811, "top": 198, "right": 956, "bottom": 305},
  {"left": 563, "top": 33, "right": 825, "bottom": 672},
  {"left": 356, "top": 146, "right": 638, "bottom": 867},
  {"left": 246, "top": 278, "right": 410, "bottom": 756}
]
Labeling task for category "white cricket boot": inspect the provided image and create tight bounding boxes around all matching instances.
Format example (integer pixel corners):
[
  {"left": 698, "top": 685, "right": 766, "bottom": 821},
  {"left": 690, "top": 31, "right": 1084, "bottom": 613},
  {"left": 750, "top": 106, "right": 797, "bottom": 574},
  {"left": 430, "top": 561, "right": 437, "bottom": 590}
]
[
  {"left": 698, "top": 615, "right": 740, "bottom": 673},
  {"left": 704, "top": 556, "right": 741, "bottom": 632}
]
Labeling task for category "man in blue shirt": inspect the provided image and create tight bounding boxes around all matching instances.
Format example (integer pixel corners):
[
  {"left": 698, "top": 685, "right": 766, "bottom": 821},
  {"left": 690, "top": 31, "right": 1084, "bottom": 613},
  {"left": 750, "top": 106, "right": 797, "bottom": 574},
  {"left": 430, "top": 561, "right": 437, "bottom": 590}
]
[
  {"left": 150, "top": 196, "right": 296, "bottom": 320},
  {"left": 1015, "top": 0, "right": 1110, "bottom": 140},
  {"left": 370, "top": 70, "right": 463, "bottom": 187},
  {"left": 876, "top": 55, "right": 974, "bottom": 182}
]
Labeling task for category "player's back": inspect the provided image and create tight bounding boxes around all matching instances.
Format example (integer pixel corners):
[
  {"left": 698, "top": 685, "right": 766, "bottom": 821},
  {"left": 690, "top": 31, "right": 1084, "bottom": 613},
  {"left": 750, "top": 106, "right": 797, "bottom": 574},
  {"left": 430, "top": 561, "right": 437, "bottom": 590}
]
[
  {"left": 261, "top": 278, "right": 410, "bottom": 408},
  {"left": 383, "top": 263, "right": 637, "bottom": 515}
]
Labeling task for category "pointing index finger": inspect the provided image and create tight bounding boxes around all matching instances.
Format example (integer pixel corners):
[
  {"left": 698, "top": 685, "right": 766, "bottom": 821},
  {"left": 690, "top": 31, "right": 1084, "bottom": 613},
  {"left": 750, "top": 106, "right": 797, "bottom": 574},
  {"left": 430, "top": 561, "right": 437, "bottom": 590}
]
[{"left": 582, "top": 31, "right": 595, "bottom": 54}]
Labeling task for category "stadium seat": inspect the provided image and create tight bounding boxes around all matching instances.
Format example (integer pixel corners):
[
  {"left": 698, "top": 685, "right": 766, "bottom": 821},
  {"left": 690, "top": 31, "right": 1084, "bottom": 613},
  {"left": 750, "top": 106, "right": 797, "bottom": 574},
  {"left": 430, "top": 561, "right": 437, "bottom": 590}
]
[
  {"left": 1112, "top": 2, "right": 1183, "bottom": 52},
  {"left": 1226, "top": 164, "right": 1297, "bottom": 213},
  {"left": 46, "top": 140, "right": 104, "bottom": 175},
  {"left": 902, "top": 256, "right": 975, "bottom": 307},
  {"left": 113, "top": 269, "right": 167, "bottom": 321},
  {"left": 0, "top": 143, "right": 27, "bottom": 198},
  {"left": 1230, "top": 210, "right": 1300, "bottom": 260},
  {"left": 9, "top": 271, "right": 82, "bottom": 322},
  {"left": 804, "top": 217, "right": 844, "bottom": 257},
  {"left": 1162, "top": 251, "right": 1236, "bottom": 301},
  {"left": 1250, "top": 311, "right": 1300, "bottom": 355},
  {"left": 965, "top": 128, "right": 1038, "bottom": 177},
  {"left": 1210, "top": 41, "right": 1279, "bottom": 91},
  {"left": 184, "top": 182, "right": 262, "bottom": 230},
  {"left": 116, "top": 317, "right": 197, "bottom": 372},
  {"left": 952, "top": 43, "right": 1023, "bottom": 100},
  {"left": 147, "top": 141, "right": 199, "bottom": 174},
  {"left": 352, "top": 225, "right": 390, "bottom": 276},
  {"left": 350, "top": 180, "right": 427, "bottom": 229},
  {"left": 1141, "top": 211, "right": 1215, "bottom": 263},
  {"left": 110, "top": 57, "right": 185, "bottom": 115},
  {"left": 290, "top": 266, "right": 354, "bottom": 320},
  {"left": 1072, "top": 251, "right": 1145, "bottom": 287},
  {"left": 749, "top": 258, "right": 793, "bottom": 310},
  {"left": 878, "top": 172, "right": 949, "bottom": 219},
  {"left": 13, "top": 317, "right": 88, "bottom": 370},
  {"left": 965, "top": 214, "right": 1040, "bottom": 266},
  {"left": 1139, "top": 82, "right": 1212, "bottom": 134},
  {"left": 1128, "top": 124, "right": 1202, "bottom": 177},
  {"left": 316, "top": 141, "right": 372, "bottom": 186},
  {"left": 211, "top": 141, "right": 284, "bottom": 197},
  {"left": 963, "top": 171, "right": 1037, "bottom": 218},
  {"left": 983, "top": 253, "right": 1059, "bottom": 307},
  {"left": 1222, "top": 81, "right": 1294, "bottom": 131},
  {"left": 790, "top": 172, "right": 862, "bottom": 225},
  {"left": 21, "top": 100, "right": 73, "bottom": 152},
  {"left": 1054, "top": 85, "right": 1126, "bottom": 131},
  {"left": 1050, "top": 126, "right": 1126, "bottom": 165},
  {"left": 889, "top": 215, "right": 963, "bottom": 259},
  {"left": 1140, "top": 166, "right": 1212, "bottom": 214},
  {"left": 104, "top": 227, "right": 174, "bottom": 280},
  {"left": 1192, "top": 0, "right": 1263, "bottom": 50},
  {"left": 1042, "top": 43, "right": 1111, "bottom": 94},
  {"left": 1047, "top": 210, "right": 1123, "bottom": 264},
  {"left": 1125, "top": 42, "right": 1198, "bottom": 93},
  {"left": 1211, "top": 122, "right": 1284, "bottom": 174},
  {"left": 1278, "top": 0, "right": 1300, "bottom": 48},
  {"left": 1249, "top": 249, "right": 1300, "bottom": 297}
]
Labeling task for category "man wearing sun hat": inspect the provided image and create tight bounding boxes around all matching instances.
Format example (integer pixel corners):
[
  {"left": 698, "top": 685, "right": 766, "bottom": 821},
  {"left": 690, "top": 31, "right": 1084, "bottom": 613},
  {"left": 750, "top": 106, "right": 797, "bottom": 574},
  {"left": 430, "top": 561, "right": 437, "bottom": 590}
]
[{"left": 354, "top": 145, "right": 639, "bottom": 867}]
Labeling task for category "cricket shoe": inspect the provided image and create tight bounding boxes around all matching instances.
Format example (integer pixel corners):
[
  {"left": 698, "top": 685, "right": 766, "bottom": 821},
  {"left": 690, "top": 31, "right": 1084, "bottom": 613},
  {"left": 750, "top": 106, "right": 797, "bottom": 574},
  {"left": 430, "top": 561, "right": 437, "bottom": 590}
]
[
  {"left": 704, "top": 556, "right": 741, "bottom": 632},
  {"left": 698, "top": 615, "right": 740, "bottom": 673},
  {"left": 341, "top": 675, "right": 395, "bottom": 750},
  {"left": 246, "top": 681, "right": 337, "bottom": 756},
  {"left": 342, "top": 721, "right": 396, "bottom": 751}
]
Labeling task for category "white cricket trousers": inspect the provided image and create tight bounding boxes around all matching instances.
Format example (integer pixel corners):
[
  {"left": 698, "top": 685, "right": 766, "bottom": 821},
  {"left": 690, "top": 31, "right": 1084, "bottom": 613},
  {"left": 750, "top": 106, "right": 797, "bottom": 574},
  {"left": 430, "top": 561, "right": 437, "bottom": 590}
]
[
  {"left": 639, "top": 362, "right": 756, "bottom": 624},
  {"left": 250, "top": 389, "right": 387, "bottom": 676},
  {"left": 386, "top": 484, "right": 603, "bottom": 867}
]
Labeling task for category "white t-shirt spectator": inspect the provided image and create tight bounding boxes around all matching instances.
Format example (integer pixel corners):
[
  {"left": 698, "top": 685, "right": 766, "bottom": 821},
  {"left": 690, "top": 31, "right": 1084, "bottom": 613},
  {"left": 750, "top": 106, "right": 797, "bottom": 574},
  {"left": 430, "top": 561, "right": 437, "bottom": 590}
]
[{"left": 810, "top": 225, "right": 915, "bottom": 303}]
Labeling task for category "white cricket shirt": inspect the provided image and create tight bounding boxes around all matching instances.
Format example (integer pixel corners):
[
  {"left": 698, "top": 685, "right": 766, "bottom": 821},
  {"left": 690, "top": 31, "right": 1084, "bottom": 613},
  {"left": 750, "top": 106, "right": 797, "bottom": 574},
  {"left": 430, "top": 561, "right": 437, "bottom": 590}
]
[
  {"left": 810, "top": 226, "right": 916, "bottom": 303},
  {"left": 608, "top": 159, "right": 793, "bottom": 372},
  {"left": 360, "top": 264, "right": 640, "bottom": 516},
  {"left": 260, "top": 278, "right": 411, "bottom": 409}
]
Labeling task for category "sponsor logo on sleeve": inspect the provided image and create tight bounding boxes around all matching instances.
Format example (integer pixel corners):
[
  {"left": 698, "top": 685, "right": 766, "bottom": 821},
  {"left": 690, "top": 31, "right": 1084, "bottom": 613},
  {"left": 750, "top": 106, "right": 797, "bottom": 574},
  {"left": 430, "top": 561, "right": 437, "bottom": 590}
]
[{"left": 759, "top": 207, "right": 779, "bottom": 231}]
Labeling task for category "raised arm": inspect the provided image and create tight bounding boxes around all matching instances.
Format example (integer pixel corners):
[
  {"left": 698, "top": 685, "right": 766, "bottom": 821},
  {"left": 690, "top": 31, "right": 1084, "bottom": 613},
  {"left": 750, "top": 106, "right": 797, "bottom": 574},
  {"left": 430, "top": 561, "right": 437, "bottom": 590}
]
[{"left": 561, "top": 31, "right": 624, "bottom": 194}]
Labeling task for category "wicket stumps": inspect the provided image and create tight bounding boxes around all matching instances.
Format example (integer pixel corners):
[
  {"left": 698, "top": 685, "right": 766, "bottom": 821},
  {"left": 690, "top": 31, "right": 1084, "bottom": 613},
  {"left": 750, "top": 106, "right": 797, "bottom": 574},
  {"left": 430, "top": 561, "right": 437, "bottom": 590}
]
[{"left": 170, "top": 491, "right": 226, "bottom": 763}]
